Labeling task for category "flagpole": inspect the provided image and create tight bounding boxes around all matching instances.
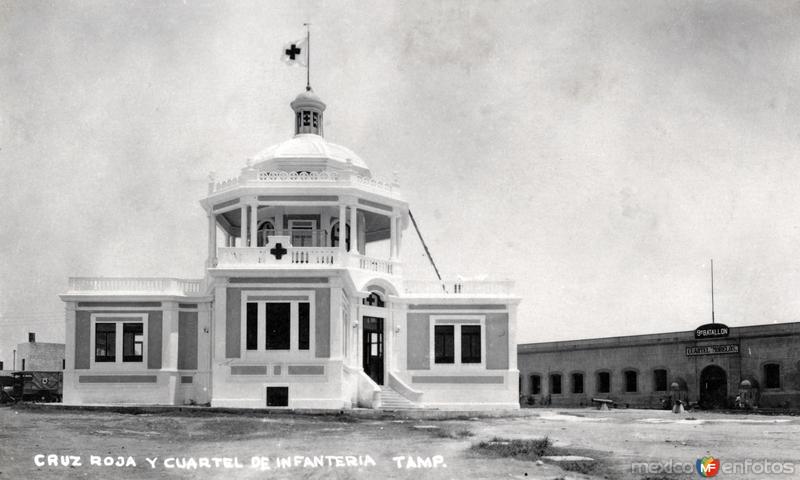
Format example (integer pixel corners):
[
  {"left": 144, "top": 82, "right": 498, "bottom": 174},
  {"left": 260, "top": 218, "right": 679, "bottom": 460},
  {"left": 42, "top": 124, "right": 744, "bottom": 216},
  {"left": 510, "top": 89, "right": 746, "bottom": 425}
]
[
  {"left": 304, "top": 23, "right": 311, "bottom": 91},
  {"left": 710, "top": 259, "right": 715, "bottom": 324}
]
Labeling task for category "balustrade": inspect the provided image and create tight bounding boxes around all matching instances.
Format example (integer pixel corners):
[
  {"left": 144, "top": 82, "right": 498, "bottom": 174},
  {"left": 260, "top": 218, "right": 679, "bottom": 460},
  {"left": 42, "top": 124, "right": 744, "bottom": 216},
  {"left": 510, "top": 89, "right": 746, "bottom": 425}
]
[{"left": 67, "top": 277, "right": 203, "bottom": 295}]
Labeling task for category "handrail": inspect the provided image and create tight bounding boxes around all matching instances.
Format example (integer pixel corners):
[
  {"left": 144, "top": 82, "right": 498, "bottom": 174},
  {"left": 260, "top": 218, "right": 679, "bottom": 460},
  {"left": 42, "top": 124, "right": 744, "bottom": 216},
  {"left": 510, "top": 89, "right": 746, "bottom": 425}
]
[{"left": 387, "top": 371, "right": 423, "bottom": 404}]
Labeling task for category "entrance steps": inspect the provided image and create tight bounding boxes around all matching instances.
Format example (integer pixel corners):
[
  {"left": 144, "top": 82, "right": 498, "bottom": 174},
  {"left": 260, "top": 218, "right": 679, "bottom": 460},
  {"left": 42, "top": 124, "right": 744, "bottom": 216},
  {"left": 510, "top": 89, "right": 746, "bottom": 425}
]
[{"left": 378, "top": 387, "right": 419, "bottom": 410}]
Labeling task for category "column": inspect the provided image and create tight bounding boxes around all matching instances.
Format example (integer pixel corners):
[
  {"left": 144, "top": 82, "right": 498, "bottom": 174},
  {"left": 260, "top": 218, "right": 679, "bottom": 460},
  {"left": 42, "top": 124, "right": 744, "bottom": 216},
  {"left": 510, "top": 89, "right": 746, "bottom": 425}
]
[
  {"left": 389, "top": 214, "right": 397, "bottom": 260},
  {"left": 207, "top": 213, "right": 217, "bottom": 267},
  {"left": 348, "top": 204, "right": 358, "bottom": 253},
  {"left": 249, "top": 202, "right": 258, "bottom": 247},
  {"left": 338, "top": 204, "right": 347, "bottom": 259},
  {"left": 396, "top": 217, "right": 403, "bottom": 256},
  {"left": 240, "top": 205, "right": 248, "bottom": 247}
]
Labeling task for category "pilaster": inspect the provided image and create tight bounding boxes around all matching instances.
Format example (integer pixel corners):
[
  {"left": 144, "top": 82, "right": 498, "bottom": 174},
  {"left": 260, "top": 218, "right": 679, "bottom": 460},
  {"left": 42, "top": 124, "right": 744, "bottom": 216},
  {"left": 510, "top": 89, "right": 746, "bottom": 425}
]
[
  {"left": 161, "top": 301, "right": 180, "bottom": 405},
  {"left": 64, "top": 302, "right": 76, "bottom": 370},
  {"left": 329, "top": 286, "right": 343, "bottom": 360}
]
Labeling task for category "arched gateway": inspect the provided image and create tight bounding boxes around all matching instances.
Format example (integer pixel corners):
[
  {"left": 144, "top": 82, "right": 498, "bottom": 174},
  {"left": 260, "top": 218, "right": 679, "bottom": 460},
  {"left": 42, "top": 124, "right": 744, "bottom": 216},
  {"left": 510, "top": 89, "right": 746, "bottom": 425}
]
[{"left": 700, "top": 365, "right": 728, "bottom": 409}]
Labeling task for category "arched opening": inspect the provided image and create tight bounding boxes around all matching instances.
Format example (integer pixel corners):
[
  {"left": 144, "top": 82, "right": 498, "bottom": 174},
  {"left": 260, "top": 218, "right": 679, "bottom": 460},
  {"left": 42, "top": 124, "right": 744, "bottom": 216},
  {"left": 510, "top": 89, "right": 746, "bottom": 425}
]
[
  {"left": 256, "top": 221, "right": 275, "bottom": 247},
  {"left": 700, "top": 365, "right": 728, "bottom": 409},
  {"left": 361, "top": 288, "right": 387, "bottom": 386},
  {"left": 331, "top": 221, "right": 351, "bottom": 251},
  {"left": 362, "top": 291, "right": 385, "bottom": 307},
  {"left": 596, "top": 371, "right": 611, "bottom": 394}
]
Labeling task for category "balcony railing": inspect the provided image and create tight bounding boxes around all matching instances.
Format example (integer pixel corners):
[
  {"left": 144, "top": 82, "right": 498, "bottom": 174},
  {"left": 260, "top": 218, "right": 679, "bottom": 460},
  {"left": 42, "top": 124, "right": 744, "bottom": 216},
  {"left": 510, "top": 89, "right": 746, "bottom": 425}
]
[
  {"left": 215, "top": 247, "right": 397, "bottom": 275},
  {"left": 209, "top": 169, "right": 399, "bottom": 195},
  {"left": 352, "top": 254, "right": 395, "bottom": 275},
  {"left": 67, "top": 277, "right": 204, "bottom": 296},
  {"left": 403, "top": 279, "right": 514, "bottom": 296}
]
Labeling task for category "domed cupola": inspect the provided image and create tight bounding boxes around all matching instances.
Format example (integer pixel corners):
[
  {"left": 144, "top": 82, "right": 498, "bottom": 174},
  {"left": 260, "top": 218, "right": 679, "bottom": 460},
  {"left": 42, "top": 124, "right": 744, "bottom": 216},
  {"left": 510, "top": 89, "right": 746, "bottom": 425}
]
[{"left": 291, "top": 88, "right": 326, "bottom": 136}]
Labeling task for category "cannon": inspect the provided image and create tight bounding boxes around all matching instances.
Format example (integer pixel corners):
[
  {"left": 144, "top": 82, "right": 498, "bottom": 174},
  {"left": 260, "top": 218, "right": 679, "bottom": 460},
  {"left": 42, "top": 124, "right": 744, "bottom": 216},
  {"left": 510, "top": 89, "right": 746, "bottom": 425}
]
[{"left": 9, "top": 371, "right": 63, "bottom": 403}]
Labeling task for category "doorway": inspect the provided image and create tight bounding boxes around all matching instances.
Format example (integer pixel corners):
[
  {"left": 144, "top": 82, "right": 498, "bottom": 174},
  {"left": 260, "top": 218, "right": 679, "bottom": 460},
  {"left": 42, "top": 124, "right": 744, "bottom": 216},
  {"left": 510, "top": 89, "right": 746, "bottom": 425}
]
[
  {"left": 362, "top": 317, "right": 384, "bottom": 385},
  {"left": 700, "top": 365, "right": 728, "bottom": 409}
]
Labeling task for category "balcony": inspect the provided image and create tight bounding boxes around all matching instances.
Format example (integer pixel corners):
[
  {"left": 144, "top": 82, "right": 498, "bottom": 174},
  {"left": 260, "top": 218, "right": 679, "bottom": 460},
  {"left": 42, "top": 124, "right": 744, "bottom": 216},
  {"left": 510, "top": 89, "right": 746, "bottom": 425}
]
[
  {"left": 66, "top": 277, "right": 205, "bottom": 296},
  {"left": 215, "top": 243, "right": 398, "bottom": 276}
]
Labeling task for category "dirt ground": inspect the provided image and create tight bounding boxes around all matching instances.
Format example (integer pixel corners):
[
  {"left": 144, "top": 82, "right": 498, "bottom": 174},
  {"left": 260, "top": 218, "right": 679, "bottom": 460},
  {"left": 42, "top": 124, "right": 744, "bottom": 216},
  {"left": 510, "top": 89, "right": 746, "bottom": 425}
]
[{"left": 1, "top": 405, "right": 799, "bottom": 479}]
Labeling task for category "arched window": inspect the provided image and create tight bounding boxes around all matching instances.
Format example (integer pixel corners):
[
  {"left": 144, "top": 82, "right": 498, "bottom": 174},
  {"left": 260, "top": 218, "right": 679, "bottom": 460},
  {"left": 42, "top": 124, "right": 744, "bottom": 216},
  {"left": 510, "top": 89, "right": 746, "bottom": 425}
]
[
  {"left": 653, "top": 369, "right": 668, "bottom": 392},
  {"left": 530, "top": 374, "right": 541, "bottom": 395},
  {"left": 549, "top": 373, "right": 562, "bottom": 395},
  {"left": 571, "top": 372, "right": 584, "bottom": 394},
  {"left": 257, "top": 221, "right": 275, "bottom": 247},
  {"left": 624, "top": 370, "right": 638, "bottom": 393},
  {"left": 362, "top": 291, "right": 385, "bottom": 307},
  {"left": 331, "top": 221, "right": 350, "bottom": 250},
  {"left": 763, "top": 363, "right": 781, "bottom": 389},
  {"left": 596, "top": 371, "right": 611, "bottom": 393}
]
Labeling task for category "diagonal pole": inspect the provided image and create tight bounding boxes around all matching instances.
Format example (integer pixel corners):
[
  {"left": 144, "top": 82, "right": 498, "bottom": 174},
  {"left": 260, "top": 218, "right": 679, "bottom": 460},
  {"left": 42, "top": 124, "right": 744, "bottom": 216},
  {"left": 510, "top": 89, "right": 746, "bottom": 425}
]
[{"left": 408, "top": 210, "right": 444, "bottom": 290}]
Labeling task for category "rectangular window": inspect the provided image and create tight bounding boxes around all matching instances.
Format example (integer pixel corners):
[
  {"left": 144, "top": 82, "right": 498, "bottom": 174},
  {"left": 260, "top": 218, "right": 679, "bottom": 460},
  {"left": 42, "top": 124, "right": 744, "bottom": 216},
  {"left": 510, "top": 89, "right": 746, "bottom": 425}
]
[
  {"left": 265, "top": 302, "right": 291, "bottom": 350},
  {"left": 653, "top": 369, "right": 668, "bottom": 392},
  {"left": 122, "top": 323, "right": 143, "bottom": 362},
  {"left": 530, "top": 375, "right": 541, "bottom": 395},
  {"left": 434, "top": 325, "right": 454, "bottom": 364},
  {"left": 572, "top": 373, "right": 584, "bottom": 394},
  {"left": 298, "top": 302, "right": 310, "bottom": 350},
  {"left": 597, "top": 372, "right": 611, "bottom": 393},
  {"left": 95, "top": 323, "right": 116, "bottom": 362},
  {"left": 460, "top": 325, "right": 481, "bottom": 363},
  {"left": 550, "top": 374, "right": 562, "bottom": 394},
  {"left": 21, "top": 359, "right": 25, "bottom": 371},
  {"left": 246, "top": 302, "right": 258, "bottom": 350}
]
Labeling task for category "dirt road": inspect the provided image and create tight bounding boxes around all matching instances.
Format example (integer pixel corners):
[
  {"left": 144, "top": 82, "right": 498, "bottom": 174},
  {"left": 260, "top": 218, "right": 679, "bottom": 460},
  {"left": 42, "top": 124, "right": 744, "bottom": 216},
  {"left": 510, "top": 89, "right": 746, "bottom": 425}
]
[{"left": 1, "top": 406, "right": 798, "bottom": 479}]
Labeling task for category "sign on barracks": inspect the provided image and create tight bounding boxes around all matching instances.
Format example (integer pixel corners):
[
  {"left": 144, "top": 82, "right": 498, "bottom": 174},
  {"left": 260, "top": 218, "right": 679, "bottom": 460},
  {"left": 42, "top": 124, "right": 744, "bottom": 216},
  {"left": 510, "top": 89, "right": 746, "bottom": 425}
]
[{"left": 694, "top": 323, "right": 729, "bottom": 340}]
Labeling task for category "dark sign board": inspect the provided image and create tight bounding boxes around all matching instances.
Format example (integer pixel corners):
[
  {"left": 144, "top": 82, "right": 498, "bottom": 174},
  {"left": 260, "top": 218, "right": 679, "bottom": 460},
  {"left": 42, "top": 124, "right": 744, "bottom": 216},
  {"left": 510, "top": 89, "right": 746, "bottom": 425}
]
[
  {"left": 694, "top": 323, "right": 729, "bottom": 339},
  {"left": 686, "top": 344, "right": 739, "bottom": 356}
]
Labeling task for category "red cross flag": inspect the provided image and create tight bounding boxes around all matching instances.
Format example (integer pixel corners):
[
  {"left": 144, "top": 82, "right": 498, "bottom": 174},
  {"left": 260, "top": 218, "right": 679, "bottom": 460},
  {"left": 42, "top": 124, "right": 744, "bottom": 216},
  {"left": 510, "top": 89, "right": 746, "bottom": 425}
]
[{"left": 282, "top": 38, "right": 308, "bottom": 67}]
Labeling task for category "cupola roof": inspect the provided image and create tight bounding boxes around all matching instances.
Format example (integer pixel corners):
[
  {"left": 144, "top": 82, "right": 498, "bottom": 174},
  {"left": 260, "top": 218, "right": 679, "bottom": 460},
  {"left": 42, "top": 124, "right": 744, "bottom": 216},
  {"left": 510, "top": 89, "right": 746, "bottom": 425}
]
[{"left": 250, "top": 89, "right": 369, "bottom": 173}]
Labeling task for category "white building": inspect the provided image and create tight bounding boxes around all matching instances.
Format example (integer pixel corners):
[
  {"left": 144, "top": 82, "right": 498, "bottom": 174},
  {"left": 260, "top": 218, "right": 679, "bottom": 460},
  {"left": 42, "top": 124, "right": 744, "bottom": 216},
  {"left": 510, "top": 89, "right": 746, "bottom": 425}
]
[{"left": 59, "top": 88, "right": 520, "bottom": 410}]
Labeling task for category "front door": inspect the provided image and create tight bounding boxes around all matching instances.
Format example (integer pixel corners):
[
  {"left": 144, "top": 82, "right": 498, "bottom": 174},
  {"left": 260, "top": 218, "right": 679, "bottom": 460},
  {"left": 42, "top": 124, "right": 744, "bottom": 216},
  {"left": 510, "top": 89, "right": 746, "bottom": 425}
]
[
  {"left": 700, "top": 365, "right": 728, "bottom": 409},
  {"left": 362, "top": 317, "right": 384, "bottom": 385}
]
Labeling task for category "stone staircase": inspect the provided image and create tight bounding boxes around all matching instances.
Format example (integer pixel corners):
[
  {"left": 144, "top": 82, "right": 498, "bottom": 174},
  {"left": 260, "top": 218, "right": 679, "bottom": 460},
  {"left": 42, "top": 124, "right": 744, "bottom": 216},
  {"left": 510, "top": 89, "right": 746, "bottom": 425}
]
[{"left": 377, "top": 386, "right": 419, "bottom": 410}]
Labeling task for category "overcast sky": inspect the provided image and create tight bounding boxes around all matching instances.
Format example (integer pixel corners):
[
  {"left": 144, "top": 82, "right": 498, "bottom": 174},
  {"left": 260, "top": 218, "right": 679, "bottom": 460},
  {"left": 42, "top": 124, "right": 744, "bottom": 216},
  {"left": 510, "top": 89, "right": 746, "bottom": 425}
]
[{"left": 2, "top": 1, "right": 800, "bottom": 366}]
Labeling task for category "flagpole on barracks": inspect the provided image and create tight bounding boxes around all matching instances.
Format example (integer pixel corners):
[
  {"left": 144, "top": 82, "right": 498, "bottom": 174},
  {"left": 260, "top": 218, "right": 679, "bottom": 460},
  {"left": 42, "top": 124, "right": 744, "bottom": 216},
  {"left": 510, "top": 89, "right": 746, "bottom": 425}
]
[{"left": 304, "top": 23, "right": 311, "bottom": 91}]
